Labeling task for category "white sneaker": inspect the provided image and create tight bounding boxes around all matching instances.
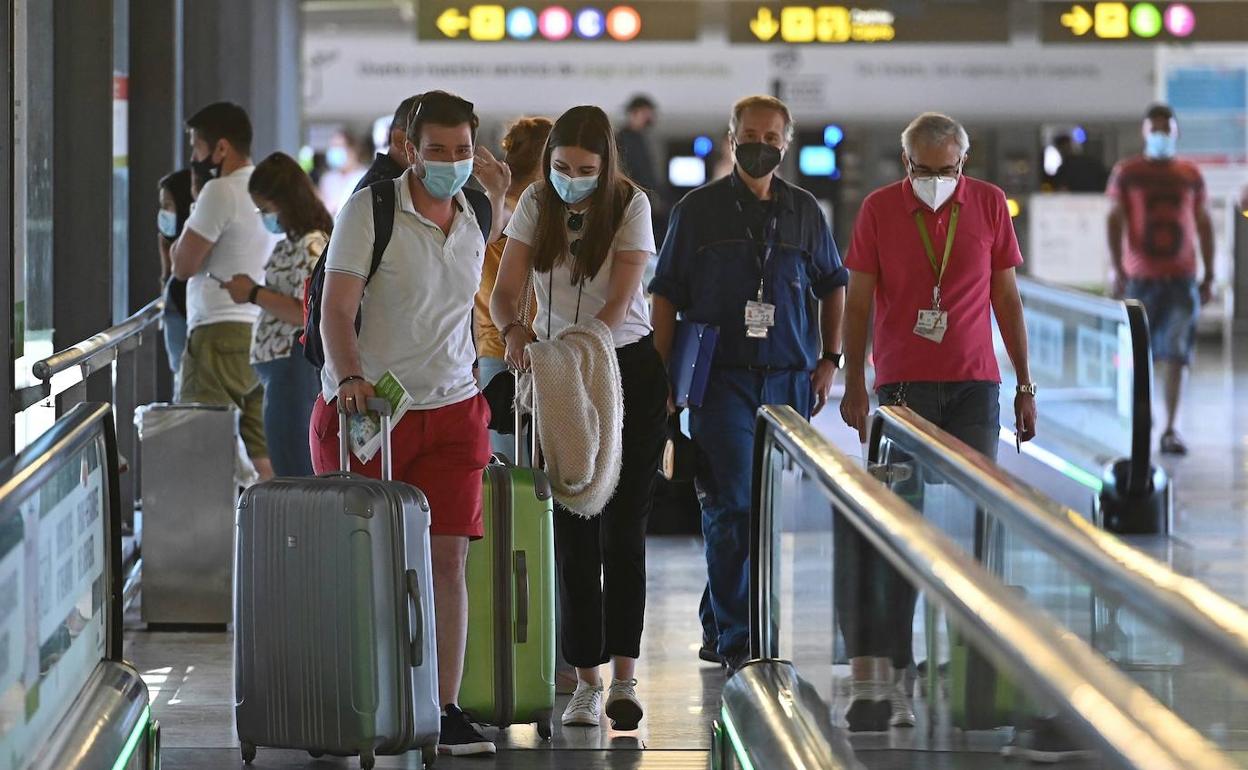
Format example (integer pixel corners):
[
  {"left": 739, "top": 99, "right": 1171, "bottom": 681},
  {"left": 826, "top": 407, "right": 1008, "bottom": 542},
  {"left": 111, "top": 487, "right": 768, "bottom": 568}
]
[
  {"left": 561, "top": 681, "right": 603, "bottom": 727},
  {"left": 889, "top": 673, "right": 916, "bottom": 728},
  {"left": 605, "top": 679, "right": 644, "bottom": 730}
]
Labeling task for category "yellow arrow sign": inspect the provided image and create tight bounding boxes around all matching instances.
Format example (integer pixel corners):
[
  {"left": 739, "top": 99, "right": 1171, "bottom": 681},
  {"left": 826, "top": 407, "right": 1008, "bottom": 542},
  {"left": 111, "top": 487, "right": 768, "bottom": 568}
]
[
  {"left": 437, "top": 8, "right": 471, "bottom": 38},
  {"left": 750, "top": 7, "right": 780, "bottom": 41},
  {"left": 1061, "top": 4, "right": 1093, "bottom": 36}
]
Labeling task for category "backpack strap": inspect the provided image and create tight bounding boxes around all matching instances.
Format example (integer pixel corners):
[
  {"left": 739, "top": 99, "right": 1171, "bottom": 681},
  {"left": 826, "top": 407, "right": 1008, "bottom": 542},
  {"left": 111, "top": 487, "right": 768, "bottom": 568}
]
[
  {"left": 463, "top": 186, "right": 492, "bottom": 244},
  {"left": 367, "top": 180, "right": 397, "bottom": 281}
]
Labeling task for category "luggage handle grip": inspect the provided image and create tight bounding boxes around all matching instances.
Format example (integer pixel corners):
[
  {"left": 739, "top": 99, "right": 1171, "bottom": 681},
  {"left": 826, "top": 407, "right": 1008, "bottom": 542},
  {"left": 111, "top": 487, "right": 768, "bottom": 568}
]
[
  {"left": 513, "top": 550, "right": 529, "bottom": 644},
  {"left": 337, "top": 397, "right": 395, "bottom": 480},
  {"left": 405, "top": 569, "right": 425, "bottom": 667}
]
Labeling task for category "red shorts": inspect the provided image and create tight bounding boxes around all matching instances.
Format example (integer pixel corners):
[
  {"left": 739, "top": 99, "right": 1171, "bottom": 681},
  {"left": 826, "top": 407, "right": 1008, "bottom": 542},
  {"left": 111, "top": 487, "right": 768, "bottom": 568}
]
[{"left": 310, "top": 394, "right": 492, "bottom": 539}]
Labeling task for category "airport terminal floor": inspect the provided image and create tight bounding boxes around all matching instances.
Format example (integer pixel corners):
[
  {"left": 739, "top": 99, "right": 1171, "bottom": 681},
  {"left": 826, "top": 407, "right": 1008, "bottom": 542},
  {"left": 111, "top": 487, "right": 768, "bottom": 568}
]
[
  {"left": 114, "top": 341, "right": 1248, "bottom": 770},
  {"left": 8, "top": 2, "right": 1248, "bottom": 769}
]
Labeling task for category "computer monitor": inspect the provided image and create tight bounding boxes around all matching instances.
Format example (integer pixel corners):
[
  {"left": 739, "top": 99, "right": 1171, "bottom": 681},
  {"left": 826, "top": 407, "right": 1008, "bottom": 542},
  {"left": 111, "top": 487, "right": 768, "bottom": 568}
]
[{"left": 668, "top": 156, "right": 707, "bottom": 188}]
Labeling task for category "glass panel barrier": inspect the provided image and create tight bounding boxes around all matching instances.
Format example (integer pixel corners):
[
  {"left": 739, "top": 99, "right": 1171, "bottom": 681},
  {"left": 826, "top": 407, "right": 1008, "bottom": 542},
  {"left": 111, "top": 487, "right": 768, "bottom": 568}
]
[
  {"left": 870, "top": 406, "right": 1248, "bottom": 764},
  {"left": 994, "top": 278, "right": 1140, "bottom": 481},
  {"left": 752, "top": 405, "right": 1237, "bottom": 769}
]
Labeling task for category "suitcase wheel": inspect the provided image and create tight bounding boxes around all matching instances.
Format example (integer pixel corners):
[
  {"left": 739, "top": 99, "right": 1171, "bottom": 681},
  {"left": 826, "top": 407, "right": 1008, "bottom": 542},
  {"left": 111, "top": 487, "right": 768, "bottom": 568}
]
[
  {"left": 360, "top": 748, "right": 375, "bottom": 770},
  {"left": 537, "top": 718, "right": 553, "bottom": 741},
  {"left": 308, "top": 750, "right": 325, "bottom": 758},
  {"left": 240, "top": 741, "right": 256, "bottom": 764},
  {"left": 422, "top": 745, "right": 438, "bottom": 767}
]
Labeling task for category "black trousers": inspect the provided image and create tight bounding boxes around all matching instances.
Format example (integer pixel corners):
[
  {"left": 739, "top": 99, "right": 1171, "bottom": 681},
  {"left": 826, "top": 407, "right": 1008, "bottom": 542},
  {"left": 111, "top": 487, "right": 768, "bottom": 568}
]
[
  {"left": 554, "top": 334, "right": 668, "bottom": 668},
  {"left": 835, "top": 381, "right": 1001, "bottom": 667}
]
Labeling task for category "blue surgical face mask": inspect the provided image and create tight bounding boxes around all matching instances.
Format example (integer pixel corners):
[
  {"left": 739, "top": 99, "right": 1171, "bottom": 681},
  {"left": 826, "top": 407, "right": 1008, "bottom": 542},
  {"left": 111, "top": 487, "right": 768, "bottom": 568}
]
[
  {"left": 1145, "top": 131, "right": 1178, "bottom": 160},
  {"left": 420, "top": 158, "right": 474, "bottom": 199},
  {"left": 550, "top": 169, "right": 599, "bottom": 205},
  {"left": 261, "top": 211, "right": 284, "bottom": 235},
  {"left": 157, "top": 209, "right": 179, "bottom": 239},
  {"left": 326, "top": 145, "right": 349, "bottom": 170}
]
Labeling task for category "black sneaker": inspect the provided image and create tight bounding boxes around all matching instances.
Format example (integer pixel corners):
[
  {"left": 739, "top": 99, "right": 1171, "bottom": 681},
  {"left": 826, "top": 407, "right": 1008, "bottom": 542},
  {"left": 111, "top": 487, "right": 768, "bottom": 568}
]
[
  {"left": 722, "top": 650, "right": 750, "bottom": 677},
  {"left": 1002, "top": 717, "right": 1095, "bottom": 763},
  {"left": 699, "top": 634, "right": 723, "bottom": 665},
  {"left": 438, "top": 704, "right": 496, "bottom": 756},
  {"left": 846, "top": 698, "right": 890, "bottom": 733}
]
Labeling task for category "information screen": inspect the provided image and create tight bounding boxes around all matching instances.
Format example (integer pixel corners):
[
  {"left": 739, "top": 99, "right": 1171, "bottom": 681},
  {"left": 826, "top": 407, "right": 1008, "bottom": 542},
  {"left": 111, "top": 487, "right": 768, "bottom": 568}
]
[
  {"left": 416, "top": 1, "right": 700, "bottom": 41},
  {"left": 728, "top": 1, "right": 1009, "bottom": 44},
  {"left": 1041, "top": 3, "right": 1248, "bottom": 43},
  {"left": 0, "top": 418, "right": 111, "bottom": 768}
]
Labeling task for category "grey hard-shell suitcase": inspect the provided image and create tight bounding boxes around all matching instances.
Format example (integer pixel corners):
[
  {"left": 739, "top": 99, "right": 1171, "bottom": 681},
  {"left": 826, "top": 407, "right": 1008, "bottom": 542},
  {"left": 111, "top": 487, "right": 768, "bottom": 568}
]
[{"left": 234, "top": 398, "right": 440, "bottom": 769}]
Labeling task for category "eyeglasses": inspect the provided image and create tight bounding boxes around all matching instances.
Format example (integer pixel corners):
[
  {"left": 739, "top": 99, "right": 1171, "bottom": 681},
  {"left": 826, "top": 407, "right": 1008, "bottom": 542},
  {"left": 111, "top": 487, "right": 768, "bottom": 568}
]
[
  {"left": 908, "top": 159, "right": 964, "bottom": 179},
  {"left": 568, "top": 211, "right": 584, "bottom": 257}
]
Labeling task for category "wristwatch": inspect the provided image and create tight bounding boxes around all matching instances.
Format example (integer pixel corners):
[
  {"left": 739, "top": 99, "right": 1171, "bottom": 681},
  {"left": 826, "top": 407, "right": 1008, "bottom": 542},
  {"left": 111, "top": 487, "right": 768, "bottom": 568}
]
[
  {"left": 821, "top": 351, "right": 843, "bottom": 368},
  {"left": 1017, "top": 382, "right": 1037, "bottom": 396}
]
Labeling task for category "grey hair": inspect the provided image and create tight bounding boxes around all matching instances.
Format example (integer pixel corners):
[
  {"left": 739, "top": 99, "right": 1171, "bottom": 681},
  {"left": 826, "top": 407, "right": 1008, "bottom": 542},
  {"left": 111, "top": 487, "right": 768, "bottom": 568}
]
[
  {"left": 901, "top": 112, "right": 970, "bottom": 158},
  {"left": 729, "top": 95, "right": 796, "bottom": 144}
]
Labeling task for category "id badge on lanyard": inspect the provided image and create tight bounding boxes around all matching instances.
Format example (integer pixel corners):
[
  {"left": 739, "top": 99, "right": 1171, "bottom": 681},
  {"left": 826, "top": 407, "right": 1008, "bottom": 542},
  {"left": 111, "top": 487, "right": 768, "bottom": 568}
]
[
  {"left": 744, "top": 210, "right": 780, "bottom": 339},
  {"left": 912, "top": 204, "right": 959, "bottom": 344}
]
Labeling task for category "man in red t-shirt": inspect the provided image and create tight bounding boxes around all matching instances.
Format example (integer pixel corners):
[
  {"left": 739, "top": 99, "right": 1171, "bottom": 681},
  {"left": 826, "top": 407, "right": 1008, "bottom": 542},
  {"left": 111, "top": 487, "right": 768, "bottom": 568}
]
[
  {"left": 1108, "top": 103, "right": 1214, "bottom": 456},
  {"left": 837, "top": 112, "right": 1036, "bottom": 736}
]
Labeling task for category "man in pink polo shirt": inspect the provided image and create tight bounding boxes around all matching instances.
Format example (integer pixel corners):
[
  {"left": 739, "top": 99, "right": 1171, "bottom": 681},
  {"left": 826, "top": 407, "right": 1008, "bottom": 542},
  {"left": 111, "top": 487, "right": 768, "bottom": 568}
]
[{"left": 837, "top": 113, "right": 1038, "bottom": 739}]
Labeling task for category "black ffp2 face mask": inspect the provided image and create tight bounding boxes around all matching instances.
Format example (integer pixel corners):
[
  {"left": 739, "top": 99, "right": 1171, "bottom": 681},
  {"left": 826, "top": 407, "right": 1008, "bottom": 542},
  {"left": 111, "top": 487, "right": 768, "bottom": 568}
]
[{"left": 735, "top": 142, "right": 783, "bottom": 179}]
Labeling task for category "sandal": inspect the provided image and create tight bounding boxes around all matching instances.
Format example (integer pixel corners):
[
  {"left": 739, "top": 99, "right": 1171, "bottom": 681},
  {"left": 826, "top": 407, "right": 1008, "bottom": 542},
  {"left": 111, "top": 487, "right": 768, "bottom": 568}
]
[{"left": 1160, "top": 431, "right": 1188, "bottom": 456}]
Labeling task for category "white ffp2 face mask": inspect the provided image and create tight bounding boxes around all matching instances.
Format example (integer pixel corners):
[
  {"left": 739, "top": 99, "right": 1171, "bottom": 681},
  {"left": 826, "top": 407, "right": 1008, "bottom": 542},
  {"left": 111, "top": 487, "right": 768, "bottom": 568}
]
[{"left": 912, "top": 175, "right": 959, "bottom": 211}]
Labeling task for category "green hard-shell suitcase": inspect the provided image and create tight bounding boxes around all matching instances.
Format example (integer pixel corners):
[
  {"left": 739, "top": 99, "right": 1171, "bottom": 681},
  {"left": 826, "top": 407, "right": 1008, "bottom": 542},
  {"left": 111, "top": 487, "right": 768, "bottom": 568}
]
[{"left": 460, "top": 451, "right": 557, "bottom": 738}]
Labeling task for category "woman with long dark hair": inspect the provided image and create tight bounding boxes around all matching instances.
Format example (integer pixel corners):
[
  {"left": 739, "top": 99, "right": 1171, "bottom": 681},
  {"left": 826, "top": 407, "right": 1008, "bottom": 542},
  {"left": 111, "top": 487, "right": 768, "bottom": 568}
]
[
  {"left": 157, "top": 169, "right": 194, "bottom": 376},
  {"left": 490, "top": 106, "right": 666, "bottom": 731},
  {"left": 222, "top": 152, "right": 333, "bottom": 477}
]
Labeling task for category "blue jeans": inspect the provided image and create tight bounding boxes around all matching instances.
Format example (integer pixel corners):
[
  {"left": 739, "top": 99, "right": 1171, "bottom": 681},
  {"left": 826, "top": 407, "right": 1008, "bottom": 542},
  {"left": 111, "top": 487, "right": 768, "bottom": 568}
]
[
  {"left": 1125, "top": 277, "right": 1198, "bottom": 365},
  {"left": 477, "top": 356, "right": 516, "bottom": 460},
  {"left": 253, "top": 342, "right": 321, "bottom": 477},
  {"left": 691, "top": 367, "right": 813, "bottom": 658},
  {"left": 163, "top": 309, "right": 187, "bottom": 374}
]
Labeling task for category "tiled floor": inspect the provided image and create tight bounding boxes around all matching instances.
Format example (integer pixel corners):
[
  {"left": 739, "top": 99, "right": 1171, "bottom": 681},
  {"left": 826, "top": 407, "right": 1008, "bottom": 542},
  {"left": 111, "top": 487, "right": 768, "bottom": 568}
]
[{"left": 128, "top": 537, "right": 722, "bottom": 769}]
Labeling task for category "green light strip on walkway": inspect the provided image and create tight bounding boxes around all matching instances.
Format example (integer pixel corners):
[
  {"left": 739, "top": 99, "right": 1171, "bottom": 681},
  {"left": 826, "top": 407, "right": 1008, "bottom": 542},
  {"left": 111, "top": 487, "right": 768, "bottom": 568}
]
[
  {"left": 1000, "top": 428, "right": 1103, "bottom": 493},
  {"left": 110, "top": 704, "right": 152, "bottom": 770},
  {"left": 720, "top": 704, "right": 755, "bottom": 770}
]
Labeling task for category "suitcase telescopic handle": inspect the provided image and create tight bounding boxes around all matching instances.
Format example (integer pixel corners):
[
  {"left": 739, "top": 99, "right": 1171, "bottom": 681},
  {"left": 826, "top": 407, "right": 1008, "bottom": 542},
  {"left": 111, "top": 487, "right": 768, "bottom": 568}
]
[
  {"left": 337, "top": 397, "right": 395, "bottom": 479},
  {"left": 513, "top": 551, "right": 529, "bottom": 644},
  {"left": 405, "top": 569, "right": 425, "bottom": 667},
  {"left": 513, "top": 370, "right": 540, "bottom": 468}
]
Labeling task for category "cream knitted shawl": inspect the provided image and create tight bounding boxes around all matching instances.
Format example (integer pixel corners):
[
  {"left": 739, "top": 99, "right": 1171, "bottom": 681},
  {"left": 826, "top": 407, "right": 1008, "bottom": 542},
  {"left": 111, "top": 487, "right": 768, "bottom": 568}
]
[{"left": 517, "top": 318, "right": 623, "bottom": 518}]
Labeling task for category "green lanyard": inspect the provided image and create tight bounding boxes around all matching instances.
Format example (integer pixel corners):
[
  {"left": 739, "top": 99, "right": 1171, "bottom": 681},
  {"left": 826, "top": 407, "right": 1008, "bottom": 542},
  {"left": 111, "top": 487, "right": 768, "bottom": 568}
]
[{"left": 913, "top": 203, "right": 960, "bottom": 309}]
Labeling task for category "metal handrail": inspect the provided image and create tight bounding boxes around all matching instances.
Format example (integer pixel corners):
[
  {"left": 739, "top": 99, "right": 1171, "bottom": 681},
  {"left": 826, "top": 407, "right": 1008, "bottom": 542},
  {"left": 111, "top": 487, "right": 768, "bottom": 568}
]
[
  {"left": 716, "top": 660, "right": 862, "bottom": 770},
  {"left": 872, "top": 405, "right": 1248, "bottom": 675},
  {"left": 32, "top": 297, "right": 164, "bottom": 381},
  {"left": 751, "top": 405, "right": 1235, "bottom": 770},
  {"left": 1122, "top": 300, "right": 1153, "bottom": 496}
]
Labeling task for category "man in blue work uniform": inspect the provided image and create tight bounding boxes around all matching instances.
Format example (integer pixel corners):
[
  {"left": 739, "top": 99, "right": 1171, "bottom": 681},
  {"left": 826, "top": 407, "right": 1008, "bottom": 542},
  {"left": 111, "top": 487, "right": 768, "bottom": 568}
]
[{"left": 650, "top": 95, "right": 848, "bottom": 675}]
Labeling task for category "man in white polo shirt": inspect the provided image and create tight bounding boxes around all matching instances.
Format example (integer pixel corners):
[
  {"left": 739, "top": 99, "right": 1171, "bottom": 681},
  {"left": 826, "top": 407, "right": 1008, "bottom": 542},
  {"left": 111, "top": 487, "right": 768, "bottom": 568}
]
[
  {"left": 171, "top": 102, "right": 275, "bottom": 480},
  {"left": 310, "top": 91, "right": 495, "bottom": 757}
]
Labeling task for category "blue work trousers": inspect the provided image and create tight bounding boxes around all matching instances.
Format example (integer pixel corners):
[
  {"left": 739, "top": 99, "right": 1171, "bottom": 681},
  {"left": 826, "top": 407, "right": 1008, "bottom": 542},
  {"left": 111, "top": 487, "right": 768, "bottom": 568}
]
[{"left": 691, "top": 367, "right": 812, "bottom": 659}]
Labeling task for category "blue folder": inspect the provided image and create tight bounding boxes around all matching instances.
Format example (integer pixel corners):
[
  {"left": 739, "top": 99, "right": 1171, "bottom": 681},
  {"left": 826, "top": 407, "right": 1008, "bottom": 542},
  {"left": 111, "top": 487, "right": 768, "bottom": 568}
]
[{"left": 670, "top": 321, "right": 719, "bottom": 409}]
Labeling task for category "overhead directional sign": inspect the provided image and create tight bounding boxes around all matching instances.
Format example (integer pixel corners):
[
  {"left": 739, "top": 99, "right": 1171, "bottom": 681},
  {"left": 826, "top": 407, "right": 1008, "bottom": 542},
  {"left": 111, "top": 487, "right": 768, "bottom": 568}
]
[
  {"left": 417, "top": 1, "right": 699, "bottom": 41},
  {"left": 1042, "top": 3, "right": 1248, "bottom": 42},
  {"left": 729, "top": 1, "right": 1009, "bottom": 44}
]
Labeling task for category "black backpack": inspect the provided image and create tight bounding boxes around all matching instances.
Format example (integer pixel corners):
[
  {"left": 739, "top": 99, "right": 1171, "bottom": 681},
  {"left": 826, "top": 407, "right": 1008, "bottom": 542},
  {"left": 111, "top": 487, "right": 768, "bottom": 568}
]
[{"left": 303, "top": 179, "right": 493, "bottom": 369}]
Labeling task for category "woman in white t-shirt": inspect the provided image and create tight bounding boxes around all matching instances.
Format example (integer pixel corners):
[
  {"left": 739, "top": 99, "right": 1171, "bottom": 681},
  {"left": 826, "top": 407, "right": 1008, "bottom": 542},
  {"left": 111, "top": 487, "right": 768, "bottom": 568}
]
[
  {"left": 491, "top": 105, "right": 667, "bottom": 732},
  {"left": 221, "top": 152, "right": 330, "bottom": 477}
]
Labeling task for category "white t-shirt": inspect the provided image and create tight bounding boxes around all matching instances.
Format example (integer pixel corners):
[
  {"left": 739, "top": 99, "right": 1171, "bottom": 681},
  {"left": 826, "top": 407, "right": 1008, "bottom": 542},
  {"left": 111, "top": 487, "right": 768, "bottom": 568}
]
[
  {"left": 182, "top": 166, "right": 276, "bottom": 330},
  {"left": 322, "top": 169, "right": 484, "bottom": 409},
  {"left": 505, "top": 184, "right": 655, "bottom": 347}
]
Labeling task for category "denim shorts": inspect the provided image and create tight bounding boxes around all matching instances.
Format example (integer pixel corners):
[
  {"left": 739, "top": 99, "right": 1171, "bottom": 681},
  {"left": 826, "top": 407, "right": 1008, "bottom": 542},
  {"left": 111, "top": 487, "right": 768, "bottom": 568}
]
[{"left": 1125, "top": 277, "right": 1198, "bottom": 365}]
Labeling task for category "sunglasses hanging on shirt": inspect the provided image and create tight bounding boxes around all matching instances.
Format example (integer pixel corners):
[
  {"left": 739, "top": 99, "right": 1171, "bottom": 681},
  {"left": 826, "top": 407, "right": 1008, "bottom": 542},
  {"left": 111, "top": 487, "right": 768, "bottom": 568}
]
[{"left": 567, "top": 210, "right": 584, "bottom": 257}]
